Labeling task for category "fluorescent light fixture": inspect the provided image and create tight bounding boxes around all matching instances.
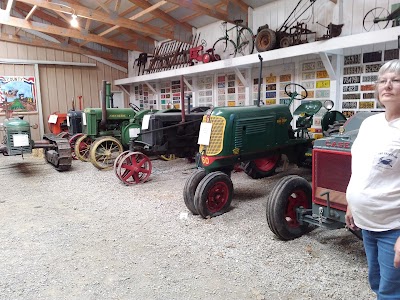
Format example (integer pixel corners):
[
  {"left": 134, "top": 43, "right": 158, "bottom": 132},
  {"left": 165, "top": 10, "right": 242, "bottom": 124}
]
[{"left": 70, "top": 14, "right": 78, "bottom": 27}]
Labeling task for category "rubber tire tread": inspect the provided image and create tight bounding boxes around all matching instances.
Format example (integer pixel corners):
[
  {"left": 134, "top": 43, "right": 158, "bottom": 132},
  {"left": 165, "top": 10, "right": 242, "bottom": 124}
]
[
  {"left": 194, "top": 171, "right": 233, "bottom": 218},
  {"left": 266, "top": 175, "right": 312, "bottom": 241},
  {"left": 183, "top": 169, "right": 206, "bottom": 215},
  {"left": 255, "top": 28, "right": 276, "bottom": 52}
]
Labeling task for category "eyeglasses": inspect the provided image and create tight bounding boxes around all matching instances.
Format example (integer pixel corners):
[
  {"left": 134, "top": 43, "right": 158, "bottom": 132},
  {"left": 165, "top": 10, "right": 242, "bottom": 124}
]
[{"left": 376, "top": 79, "right": 400, "bottom": 86}]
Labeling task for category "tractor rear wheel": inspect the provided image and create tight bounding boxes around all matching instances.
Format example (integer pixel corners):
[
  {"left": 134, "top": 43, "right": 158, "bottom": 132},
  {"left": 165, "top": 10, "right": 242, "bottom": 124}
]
[
  {"left": 266, "top": 175, "right": 313, "bottom": 241},
  {"left": 74, "top": 134, "right": 93, "bottom": 162},
  {"left": 242, "top": 153, "right": 280, "bottom": 179},
  {"left": 183, "top": 169, "right": 206, "bottom": 215},
  {"left": 69, "top": 133, "right": 84, "bottom": 160},
  {"left": 89, "top": 136, "right": 123, "bottom": 170},
  {"left": 116, "top": 152, "right": 152, "bottom": 185},
  {"left": 194, "top": 171, "right": 233, "bottom": 218},
  {"left": 255, "top": 28, "right": 276, "bottom": 52}
]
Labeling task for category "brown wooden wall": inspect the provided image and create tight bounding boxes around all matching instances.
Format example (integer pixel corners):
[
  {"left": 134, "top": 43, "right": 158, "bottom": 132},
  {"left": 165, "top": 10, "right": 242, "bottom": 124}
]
[{"left": 0, "top": 39, "right": 127, "bottom": 141}]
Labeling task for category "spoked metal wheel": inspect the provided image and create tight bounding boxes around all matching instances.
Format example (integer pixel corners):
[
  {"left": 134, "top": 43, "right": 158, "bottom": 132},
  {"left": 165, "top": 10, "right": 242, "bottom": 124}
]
[
  {"left": 116, "top": 152, "right": 152, "bottom": 185},
  {"left": 363, "top": 7, "right": 390, "bottom": 32},
  {"left": 114, "top": 150, "right": 131, "bottom": 180},
  {"left": 266, "top": 175, "right": 313, "bottom": 241},
  {"left": 213, "top": 38, "right": 236, "bottom": 60},
  {"left": 89, "top": 136, "right": 123, "bottom": 170},
  {"left": 242, "top": 152, "right": 281, "bottom": 179},
  {"left": 237, "top": 27, "right": 254, "bottom": 56},
  {"left": 183, "top": 169, "right": 206, "bottom": 215},
  {"left": 74, "top": 134, "right": 93, "bottom": 162},
  {"left": 69, "top": 133, "right": 84, "bottom": 160},
  {"left": 56, "top": 131, "right": 69, "bottom": 139},
  {"left": 194, "top": 171, "right": 233, "bottom": 218}
]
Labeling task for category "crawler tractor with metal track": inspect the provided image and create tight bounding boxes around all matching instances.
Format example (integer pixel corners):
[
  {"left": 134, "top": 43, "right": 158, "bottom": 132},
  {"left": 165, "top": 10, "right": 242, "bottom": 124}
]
[{"left": 0, "top": 116, "right": 72, "bottom": 171}]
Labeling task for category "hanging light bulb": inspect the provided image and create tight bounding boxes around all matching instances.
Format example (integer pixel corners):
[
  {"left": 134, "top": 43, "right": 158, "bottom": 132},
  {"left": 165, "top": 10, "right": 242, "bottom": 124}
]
[{"left": 70, "top": 14, "right": 79, "bottom": 27}]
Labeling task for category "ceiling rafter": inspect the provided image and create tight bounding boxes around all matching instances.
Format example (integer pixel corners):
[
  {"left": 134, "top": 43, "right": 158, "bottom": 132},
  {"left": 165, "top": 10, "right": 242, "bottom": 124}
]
[
  {"left": 14, "top": 3, "right": 36, "bottom": 35},
  {"left": 17, "top": 0, "right": 176, "bottom": 40},
  {"left": 127, "top": 0, "right": 192, "bottom": 32},
  {"left": 79, "top": 0, "right": 165, "bottom": 47},
  {"left": 0, "top": 15, "right": 139, "bottom": 51},
  {"left": 13, "top": 2, "right": 125, "bottom": 57},
  {"left": 164, "top": 0, "right": 230, "bottom": 23},
  {"left": 0, "top": 33, "right": 127, "bottom": 67}
]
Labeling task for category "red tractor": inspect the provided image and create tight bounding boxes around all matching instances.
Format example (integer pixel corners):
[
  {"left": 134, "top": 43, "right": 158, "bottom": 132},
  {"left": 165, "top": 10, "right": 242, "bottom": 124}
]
[{"left": 266, "top": 112, "right": 377, "bottom": 240}]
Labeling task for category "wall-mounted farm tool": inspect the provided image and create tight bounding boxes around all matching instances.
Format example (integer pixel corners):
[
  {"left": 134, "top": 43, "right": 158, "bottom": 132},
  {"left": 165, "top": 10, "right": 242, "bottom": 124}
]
[
  {"left": 255, "top": 0, "right": 343, "bottom": 52},
  {"left": 189, "top": 40, "right": 221, "bottom": 65},
  {"left": 363, "top": 4, "right": 400, "bottom": 32}
]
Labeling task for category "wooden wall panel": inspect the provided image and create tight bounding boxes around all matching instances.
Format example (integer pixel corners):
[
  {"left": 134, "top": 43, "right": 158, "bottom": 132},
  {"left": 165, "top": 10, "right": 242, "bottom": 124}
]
[{"left": 0, "top": 40, "right": 128, "bottom": 141}]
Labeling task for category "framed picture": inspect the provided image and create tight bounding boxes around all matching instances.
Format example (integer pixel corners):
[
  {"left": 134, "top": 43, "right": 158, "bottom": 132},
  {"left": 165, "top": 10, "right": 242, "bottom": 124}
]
[{"left": 0, "top": 76, "right": 37, "bottom": 113}]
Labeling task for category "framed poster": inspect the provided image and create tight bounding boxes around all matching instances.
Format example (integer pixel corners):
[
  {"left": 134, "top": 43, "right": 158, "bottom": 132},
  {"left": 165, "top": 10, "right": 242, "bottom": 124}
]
[{"left": 0, "top": 76, "right": 37, "bottom": 113}]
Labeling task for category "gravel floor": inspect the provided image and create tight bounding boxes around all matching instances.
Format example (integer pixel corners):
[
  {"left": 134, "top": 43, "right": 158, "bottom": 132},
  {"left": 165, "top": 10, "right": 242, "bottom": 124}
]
[{"left": 0, "top": 154, "right": 375, "bottom": 300}]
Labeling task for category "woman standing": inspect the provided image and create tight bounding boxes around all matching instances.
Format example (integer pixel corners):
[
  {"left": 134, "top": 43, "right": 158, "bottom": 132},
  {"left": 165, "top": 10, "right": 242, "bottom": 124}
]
[{"left": 346, "top": 59, "right": 400, "bottom": 299}]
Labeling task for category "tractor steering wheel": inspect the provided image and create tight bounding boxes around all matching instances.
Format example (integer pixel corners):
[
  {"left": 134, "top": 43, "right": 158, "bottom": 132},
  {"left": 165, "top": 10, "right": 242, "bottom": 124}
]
[
  {"left": 129, "top": 103, "right": 141, "bottom": 112},
  {"left": 284, "top": 83, "right": 308, "bottom": 100}
]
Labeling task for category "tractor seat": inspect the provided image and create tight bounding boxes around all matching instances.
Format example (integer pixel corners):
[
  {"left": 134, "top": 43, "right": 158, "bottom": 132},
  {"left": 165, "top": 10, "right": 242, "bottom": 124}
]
[{"left": 293, "top": 100, "right": 322, "bottom": 116}]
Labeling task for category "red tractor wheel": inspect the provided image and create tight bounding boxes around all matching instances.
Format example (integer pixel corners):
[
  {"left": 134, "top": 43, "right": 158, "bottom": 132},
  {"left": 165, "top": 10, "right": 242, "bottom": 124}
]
[
  {"left": 74, "top": 134, "right": 93, "bottom": 162},
  {"left": 194, "top": 171, "right": 233, "bottom": 218},
  {"left": 202, "top": 53, "right": 211, "bottom": 63},
  {"left": 116, "top": 152, "right": 152, "bottom": 185},
  {"left": 114, "top": 150, "right": 131, "bottom": 180},
  {"left": 242, "top": 152, "right": 281, "bottom": 179},
  {"left": 69, "top": 133, "right": 84, "bottom": 160},
  {"left": 183, "top": 169, "right": 206, "bottom": 215},
  {"left": 266, "top": 175, "right": 313, "bottom": 241}
]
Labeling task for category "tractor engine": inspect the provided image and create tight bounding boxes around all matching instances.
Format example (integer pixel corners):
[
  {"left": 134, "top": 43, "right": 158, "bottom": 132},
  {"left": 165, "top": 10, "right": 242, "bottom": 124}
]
[
  {"left": 138, "top": 111, "right": 206, "bottom": 158},
  {"left": 198, "top": 105, "right": 311, "bottom": 172},
  {"left": 82, "top": 107, "right": 138, "bottom": 147},
  {"left": 67, "top": 110, "right": 83, "bottom": 136},
  {"left": 0, "top": 117, "right": 32, "bottom": 156}
]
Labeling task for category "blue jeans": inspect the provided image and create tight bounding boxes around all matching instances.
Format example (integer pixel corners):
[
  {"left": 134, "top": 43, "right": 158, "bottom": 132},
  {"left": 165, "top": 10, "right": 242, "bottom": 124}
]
[{"left": 362, "top": 229, "right": 400, "bottom": 300}]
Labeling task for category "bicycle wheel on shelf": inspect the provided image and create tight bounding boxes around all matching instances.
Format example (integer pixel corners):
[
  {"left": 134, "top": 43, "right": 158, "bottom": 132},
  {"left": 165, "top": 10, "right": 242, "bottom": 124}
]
[
  {"left": 213, "top": 38, "right": 236, "bottom": 60},
  {"left": 237, "top": 27, "right": 254, "bottom": 56}
]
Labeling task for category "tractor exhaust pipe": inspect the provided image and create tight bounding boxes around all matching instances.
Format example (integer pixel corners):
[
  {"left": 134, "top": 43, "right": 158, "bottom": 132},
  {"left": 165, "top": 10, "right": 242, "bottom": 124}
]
[
  {"left": 101, "top": 80, "right": 107, "bottom": 128},
  {"left": 257, "top": 54, "right": 263, "bottom": 107}
]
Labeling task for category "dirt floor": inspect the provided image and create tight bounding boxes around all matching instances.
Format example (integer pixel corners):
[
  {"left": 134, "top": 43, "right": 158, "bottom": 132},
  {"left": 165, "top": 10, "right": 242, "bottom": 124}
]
[{"left": 0, "top": 154, "right": 374, "bottom": 300}]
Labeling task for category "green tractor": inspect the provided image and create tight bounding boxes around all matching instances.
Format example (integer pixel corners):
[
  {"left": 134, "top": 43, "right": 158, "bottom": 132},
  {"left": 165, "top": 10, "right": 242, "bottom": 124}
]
[
  {"left": 183, "top": 55, "right": 346, "bottom": 218},
  {"left": 74, "top": 81, "right": 155, "bottom": 170},
  {"left": 0, "top": 116, "right": 72, "bottom": 171}
]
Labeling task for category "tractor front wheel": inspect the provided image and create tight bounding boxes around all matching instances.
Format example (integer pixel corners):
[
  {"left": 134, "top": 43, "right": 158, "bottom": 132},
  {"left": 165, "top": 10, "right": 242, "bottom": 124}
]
[
  {"left": 183, "top": 169, "right": 206, "bottom": 215},
  {"left": 89, "top": 136, "right": 123, "bottom": 170},
  {"left": 74, "top": 134, "right": 93, "bottom": 162},
  {"left": 194, "top": 171, "right": 233, "bottom": 218},
  {"left": 242, "top": 153, "right": 280, "bottom": 179},
  {"left": 266, "top": 175, "right": 313, "bottom": 240},
  {"left": 115, "top": 152, "right": 152, "bottom": 185}
]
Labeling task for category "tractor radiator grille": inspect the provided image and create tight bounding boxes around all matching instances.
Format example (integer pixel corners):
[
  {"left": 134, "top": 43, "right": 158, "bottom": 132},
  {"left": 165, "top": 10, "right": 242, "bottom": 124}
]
[
  {"left": 199, "top": 116, "right": 226, "bottom": 156},
  {"left": 8, "top": 132, "right": 31, "bottom": 155},
  {"left": 312, "top": 149, "right": 351, "bottom": 211}
]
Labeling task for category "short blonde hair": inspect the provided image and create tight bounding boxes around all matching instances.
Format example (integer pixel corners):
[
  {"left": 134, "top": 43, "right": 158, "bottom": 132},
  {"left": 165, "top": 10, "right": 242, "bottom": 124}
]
[{"left": 375, "top": 59, "right": 400, "bottom": 105}]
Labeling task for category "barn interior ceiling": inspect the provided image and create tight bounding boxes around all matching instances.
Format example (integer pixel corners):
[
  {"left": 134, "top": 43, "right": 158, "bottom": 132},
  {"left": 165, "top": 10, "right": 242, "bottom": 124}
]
[{"left": 0, "top": 0, "right": 277, "bottom": 68}]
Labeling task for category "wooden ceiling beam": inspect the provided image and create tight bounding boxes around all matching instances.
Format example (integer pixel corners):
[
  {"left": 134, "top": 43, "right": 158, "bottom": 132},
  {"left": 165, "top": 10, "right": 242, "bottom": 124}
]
[
  {"left": 0, "top": 15, "right": 139, "bottom": 51},
  {"left": 128, "top": 0, "right": 192, "bottom": 32},
  {"left": 164, "top": 0, "right": 230, "bottom": 22},
  {"left": 14, "top": 4, "right": 36, "bottom": 35},
  {"left": 0, "top": 34, "right": 127, "bottom": 65},
  {"left": 17, "top": 0, "right": 175, "bottom": 40}
]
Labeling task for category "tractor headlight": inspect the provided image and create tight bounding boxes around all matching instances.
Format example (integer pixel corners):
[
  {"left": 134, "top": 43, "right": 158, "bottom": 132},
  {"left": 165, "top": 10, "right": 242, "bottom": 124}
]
[{"left": 324, "top": 100, "right": 334, "bottom": 111}]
